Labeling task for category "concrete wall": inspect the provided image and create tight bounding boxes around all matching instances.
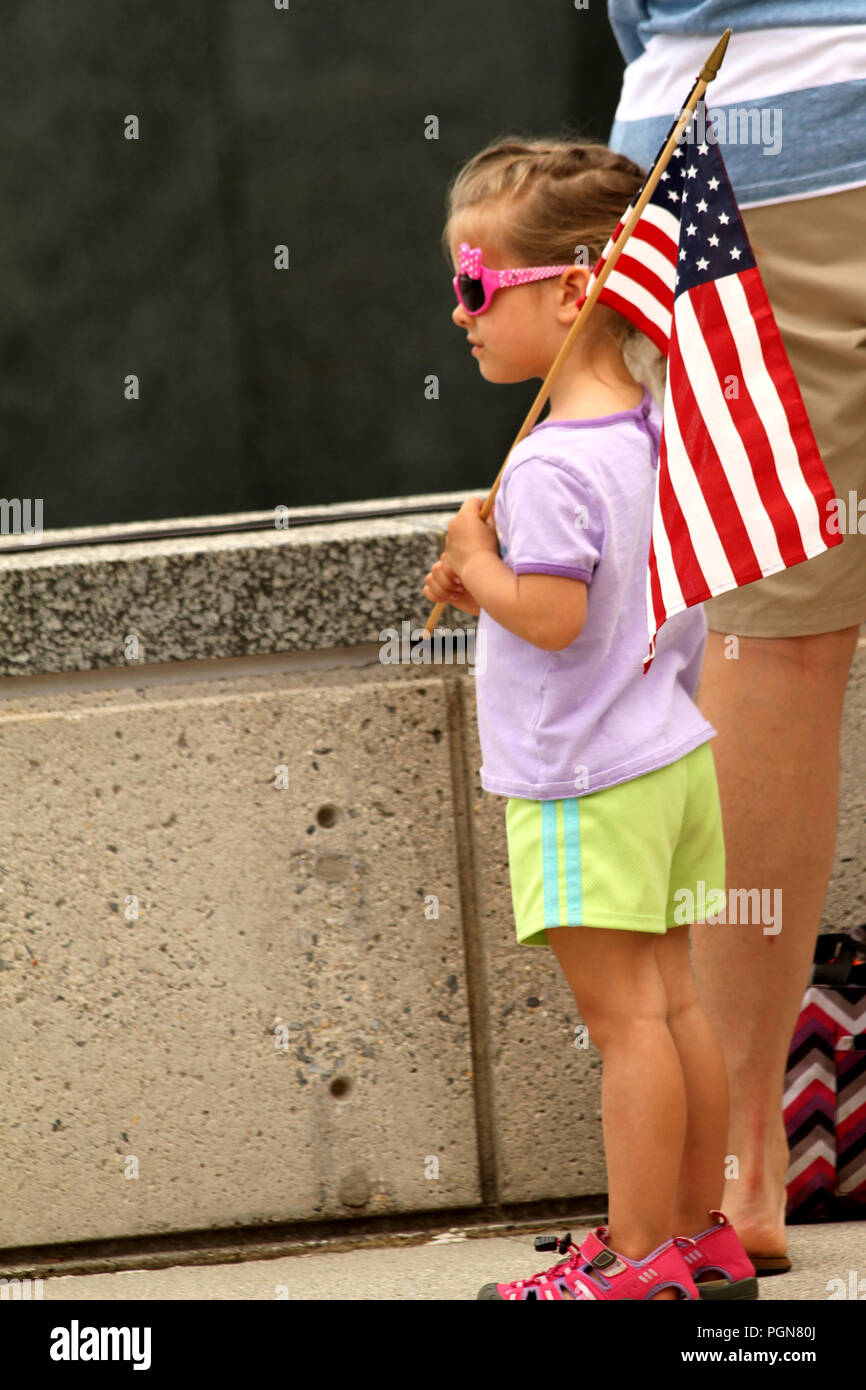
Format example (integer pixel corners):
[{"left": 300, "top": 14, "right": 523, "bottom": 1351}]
[{"left": 0, "top": 503, "right": 863, "bottom": 1250}]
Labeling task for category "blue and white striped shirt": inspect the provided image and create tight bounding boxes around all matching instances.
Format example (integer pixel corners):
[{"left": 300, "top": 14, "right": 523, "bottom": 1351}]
[{"left": 606, "top": 0, "right": 866, "bottom": 206}]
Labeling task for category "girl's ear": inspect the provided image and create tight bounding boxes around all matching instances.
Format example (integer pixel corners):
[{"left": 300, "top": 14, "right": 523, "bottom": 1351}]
[
  {"left": 557, "top": 265, "right": 591, "bottom": 316},
  {"left": 565, "top": 264, "right": 591, "bottom": 295}
]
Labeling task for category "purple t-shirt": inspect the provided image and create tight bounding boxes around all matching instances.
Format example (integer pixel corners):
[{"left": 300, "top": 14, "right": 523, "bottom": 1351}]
[{"left": 474, "top": 385, "right": 716, "bottom": 800}]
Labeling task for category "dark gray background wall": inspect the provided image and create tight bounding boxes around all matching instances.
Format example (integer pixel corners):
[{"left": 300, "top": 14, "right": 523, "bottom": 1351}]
[{"left": 1, "top": 1, "right": 627, "bottom": 529}]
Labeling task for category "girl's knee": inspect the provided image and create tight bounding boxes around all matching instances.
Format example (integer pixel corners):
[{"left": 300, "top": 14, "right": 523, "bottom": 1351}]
[
  {"left": 580, "top": 1001, "right": 669, "bottom": 1051},
  {"left": 550, "top": 924, "right": 668, "bottom": 1040}
]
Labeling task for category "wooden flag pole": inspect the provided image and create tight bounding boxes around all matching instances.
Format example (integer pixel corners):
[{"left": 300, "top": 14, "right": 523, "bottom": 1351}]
[{"left": 420, "top": 26, "right": 732, "bottom": 637}]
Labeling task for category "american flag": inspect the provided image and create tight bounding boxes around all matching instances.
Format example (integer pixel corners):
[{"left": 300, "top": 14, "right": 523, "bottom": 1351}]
[{"left": 578, "top": 98, "right": 843, "bottom": 673}]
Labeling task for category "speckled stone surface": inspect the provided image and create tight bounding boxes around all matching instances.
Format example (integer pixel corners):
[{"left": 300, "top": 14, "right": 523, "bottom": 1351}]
[
  {"left": 0, "top": 664, "right": 481, "bottom": 1247},
  {"left": 0, "top": 496, "right": 478, "bottom": 677}
]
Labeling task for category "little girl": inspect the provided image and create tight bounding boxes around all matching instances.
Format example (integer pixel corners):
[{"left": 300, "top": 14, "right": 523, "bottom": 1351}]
[{"left": 423, "top": 137, "right": 758, "bottom": 1302}]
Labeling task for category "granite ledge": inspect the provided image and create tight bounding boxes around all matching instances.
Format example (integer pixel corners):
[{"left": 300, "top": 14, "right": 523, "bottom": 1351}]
[{"left": 0, "top": 493, "right": 481, "bottom": 677}]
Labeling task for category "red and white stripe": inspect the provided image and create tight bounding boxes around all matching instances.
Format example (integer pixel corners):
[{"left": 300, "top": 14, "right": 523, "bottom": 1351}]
[
  {"left": 580, "top": 178, "right": 842, "bottom": 673},
  {"left": 644, "top": 267, "right": 840, "bottom": 669}
]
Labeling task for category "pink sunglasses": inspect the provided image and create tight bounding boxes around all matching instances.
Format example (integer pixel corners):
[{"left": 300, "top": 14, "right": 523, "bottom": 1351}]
[{"left": 452, "top": 241, "right": 575, "bottom": 316}]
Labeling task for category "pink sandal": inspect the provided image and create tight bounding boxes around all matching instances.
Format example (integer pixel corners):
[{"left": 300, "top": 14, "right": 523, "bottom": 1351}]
[
  {"left": 477, "top": 1225, "right": 701, "bottom": 1301},
  {"left": 676, "top": 1209, "right": 759, "bottom": 1300}
]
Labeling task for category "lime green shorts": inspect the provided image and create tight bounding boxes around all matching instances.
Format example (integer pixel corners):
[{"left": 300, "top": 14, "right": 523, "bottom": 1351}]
[{"left": 505, "top": 740, "right": 725, "bottom": 946}]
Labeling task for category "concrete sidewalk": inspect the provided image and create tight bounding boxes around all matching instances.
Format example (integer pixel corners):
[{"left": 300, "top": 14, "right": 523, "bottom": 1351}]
[{"left": 35, "top": 1219, "right": 865, "bottom": 1300}]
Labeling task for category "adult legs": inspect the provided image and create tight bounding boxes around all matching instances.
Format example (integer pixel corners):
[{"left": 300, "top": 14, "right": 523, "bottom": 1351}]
[{"left": 692, "top": 624, "right": 861, "bottom": 1253}]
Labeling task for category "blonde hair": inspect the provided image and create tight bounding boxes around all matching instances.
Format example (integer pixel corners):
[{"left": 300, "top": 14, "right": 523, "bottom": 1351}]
[{"left": 442, "top": 135, "right": 667, "bottom": 404}]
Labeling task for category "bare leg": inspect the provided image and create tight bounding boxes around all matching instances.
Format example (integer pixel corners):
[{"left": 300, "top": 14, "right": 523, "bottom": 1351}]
[
  {"left": 548, "top": 925, "right": 685, "bottom": 1299},
  {"left": 653, "top": 924, "right": 729, "bottom": 1241},
  {"left": 693, "top": 625, "right": 860, "bottom": 1253}
]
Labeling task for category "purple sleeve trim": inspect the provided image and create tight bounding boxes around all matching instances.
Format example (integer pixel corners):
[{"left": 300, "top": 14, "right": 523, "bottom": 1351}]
[{"left": 512, "top": 563, "right": 593, "bottom": 582}]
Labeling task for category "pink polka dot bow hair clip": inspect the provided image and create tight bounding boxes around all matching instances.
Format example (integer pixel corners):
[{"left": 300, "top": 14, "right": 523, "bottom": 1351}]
[{"left": 453, "top": 241, "right": 575, "bottom": 316}]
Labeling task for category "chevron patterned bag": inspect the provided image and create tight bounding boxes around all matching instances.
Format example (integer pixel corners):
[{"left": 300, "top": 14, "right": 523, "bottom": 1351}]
[{"left": 783, "top": 924, "right": 866, "bottom": 1222}]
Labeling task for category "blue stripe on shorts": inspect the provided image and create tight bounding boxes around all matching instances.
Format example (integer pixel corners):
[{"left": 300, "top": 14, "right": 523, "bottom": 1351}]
[{"left": 541, "top": 799, "right": 583, "bottom": 927}]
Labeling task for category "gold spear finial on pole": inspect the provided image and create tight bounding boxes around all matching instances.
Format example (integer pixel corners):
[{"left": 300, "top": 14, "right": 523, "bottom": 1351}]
[{"left": 700, "top": 27, "right": 731, "bottom": 82}]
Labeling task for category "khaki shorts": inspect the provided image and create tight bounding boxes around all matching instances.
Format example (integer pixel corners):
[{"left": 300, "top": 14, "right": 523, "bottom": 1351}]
[{"left": 701, "top": 184, "right": 866, "bottom": 639}]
